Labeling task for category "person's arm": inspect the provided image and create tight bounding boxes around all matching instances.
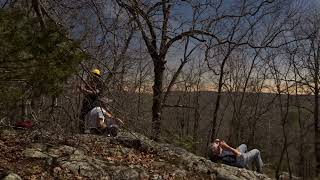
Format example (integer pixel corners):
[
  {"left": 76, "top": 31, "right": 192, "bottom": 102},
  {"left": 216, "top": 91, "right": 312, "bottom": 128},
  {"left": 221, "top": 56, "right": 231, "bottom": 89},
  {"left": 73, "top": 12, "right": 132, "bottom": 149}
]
[
  {"left": 219, "top": 141, "right": 241, "bottom": 156},
  {"left": 105, "top": 111, "right": 124, "bottom": 125},
  {"left": 80, "top": 85, "right": 100, "bottom": 95},
  {"left": 115, "top": 117, "right": 124, "bottom": 125},
  {"left": 79, "top": 80, "right": 100, "bottom": 95},
  {"left": 80, "top": 86, "right": 94, "bottom": 94},
  {"left": 105, "top": 111, "right": 112, "bottom": 118}
]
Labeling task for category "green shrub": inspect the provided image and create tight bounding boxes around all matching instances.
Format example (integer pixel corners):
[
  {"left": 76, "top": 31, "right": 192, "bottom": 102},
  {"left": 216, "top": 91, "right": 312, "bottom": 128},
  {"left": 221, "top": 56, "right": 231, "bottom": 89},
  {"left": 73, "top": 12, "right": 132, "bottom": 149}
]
[{"left": 0, "top": 8, "right": 87, "bottom": 104}]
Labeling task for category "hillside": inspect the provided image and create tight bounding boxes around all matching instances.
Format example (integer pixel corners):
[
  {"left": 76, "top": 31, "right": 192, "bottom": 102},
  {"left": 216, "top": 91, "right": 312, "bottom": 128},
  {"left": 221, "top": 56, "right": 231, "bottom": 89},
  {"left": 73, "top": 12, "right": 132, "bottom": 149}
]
[{"left": 0, "top": 128, "right": 270, "bottom": 180}]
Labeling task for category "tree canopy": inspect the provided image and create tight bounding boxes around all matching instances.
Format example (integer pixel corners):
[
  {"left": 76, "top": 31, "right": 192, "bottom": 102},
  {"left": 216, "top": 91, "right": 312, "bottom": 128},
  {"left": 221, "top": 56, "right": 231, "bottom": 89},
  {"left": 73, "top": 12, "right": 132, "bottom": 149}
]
[{"left": 0, "top": 8, "right": 87, "bottom": 104}]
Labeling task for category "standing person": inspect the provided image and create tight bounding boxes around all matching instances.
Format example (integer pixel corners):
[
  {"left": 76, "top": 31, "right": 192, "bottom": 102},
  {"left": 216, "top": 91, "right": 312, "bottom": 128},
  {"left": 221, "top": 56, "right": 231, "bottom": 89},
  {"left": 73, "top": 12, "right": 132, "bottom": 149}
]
[
  {"left": 208, "top": 139, "right": 264, "bottom": 173},
  {"left": 79, "top": 68, "right": 104, "bottom": 133}
]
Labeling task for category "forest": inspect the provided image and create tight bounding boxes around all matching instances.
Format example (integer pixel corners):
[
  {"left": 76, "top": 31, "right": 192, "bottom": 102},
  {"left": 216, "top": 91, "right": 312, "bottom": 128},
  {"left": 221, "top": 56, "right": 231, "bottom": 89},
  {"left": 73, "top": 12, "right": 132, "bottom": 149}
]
[{"left": 0, "top": 0, "right": 320, "bottom": 179}]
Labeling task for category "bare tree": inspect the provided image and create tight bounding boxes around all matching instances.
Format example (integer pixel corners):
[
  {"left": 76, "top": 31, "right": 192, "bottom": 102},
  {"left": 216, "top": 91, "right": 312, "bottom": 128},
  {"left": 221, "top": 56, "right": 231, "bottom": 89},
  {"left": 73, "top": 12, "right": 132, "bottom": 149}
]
[
  {"left": 266, "top": 50, "right": 293, "bottom": 179},
  {"left": 116, "top": 0, "right": 219, "bottom": 140},
  {"left": 291, "top": 14, "right": 320, "bottom": 177}
]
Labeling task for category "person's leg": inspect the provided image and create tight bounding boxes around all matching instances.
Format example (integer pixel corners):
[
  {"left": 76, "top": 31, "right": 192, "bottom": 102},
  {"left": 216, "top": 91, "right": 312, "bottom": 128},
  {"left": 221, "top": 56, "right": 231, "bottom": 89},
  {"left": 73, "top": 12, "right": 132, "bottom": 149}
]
[
  {"left": 236, "top": 144, "right": 248, "bottom": 169},
  {"left": 237, "top": 144, "right": 247, "bottom": 153},
  {"left": 108, "top": 125, "right": 119, "bottom": 137},
  {"left": 242, "top": 149, "right": 263, "bottom": 173}
]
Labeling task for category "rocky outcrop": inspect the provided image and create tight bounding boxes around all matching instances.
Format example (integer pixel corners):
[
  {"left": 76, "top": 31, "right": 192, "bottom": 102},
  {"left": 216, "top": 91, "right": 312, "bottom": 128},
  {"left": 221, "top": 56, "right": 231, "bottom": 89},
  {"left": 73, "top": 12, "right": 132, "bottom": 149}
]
[
  {"left": 15, "top": 131, "right": 271, "bottom": 180},
  {"left": 0, "top": 128, "right": 271, "bottom": 179},
  {"left": 114, "top": 132, "right": 271, "bottom": 180}
]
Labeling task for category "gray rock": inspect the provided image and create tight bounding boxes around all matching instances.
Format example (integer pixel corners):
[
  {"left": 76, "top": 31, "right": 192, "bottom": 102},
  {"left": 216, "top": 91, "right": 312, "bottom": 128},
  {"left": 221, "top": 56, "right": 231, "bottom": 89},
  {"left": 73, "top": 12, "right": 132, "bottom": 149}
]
[
  {"left": 52, "top": 167, "right": 62, "bottom": 177},
  {"left": 47, "top": 145, "right": 76, "bottom": 157},
  {"left": 23, "top": 148, "right": 49, "bottom": 159},
  {"left": 2, "top": 173, "right": 22, "bottom": 180},
  {"left": 119, "top": 147, "right": 132, "bottom": 155},
  {"left": 279, "top": 172, "right": 302, "bottom": 180},
  {"left": 29, "top": 143, "right": 47, "bottom": 151},
  {"left": 173, "top": 169, "right": 187, "bottom": 178},
  {"left": 113, "top": 168, "right": 140, "bottom": 180},
  {"left": 56, "top": 148, "right": 111, "bottom": 177},
  {"left": 115, "top": 132, "right": 271, "bottom": 180},
  {"left": 18, "top": 132, "right": 271, "bottom": 180},
  {"left": 59, "top": 161, "right": 94, "bottom": 174},
  {"left": 151, "top": 174, "right": 163, "bottom": 180},
  {"left": 100, "top": 176, "right": 111, "bottom": 180}
]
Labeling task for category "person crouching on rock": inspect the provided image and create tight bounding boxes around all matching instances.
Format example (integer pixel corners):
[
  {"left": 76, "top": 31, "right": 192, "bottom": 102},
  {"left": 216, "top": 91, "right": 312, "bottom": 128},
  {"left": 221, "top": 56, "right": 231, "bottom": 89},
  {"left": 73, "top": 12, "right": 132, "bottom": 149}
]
[
  {"left": 84, "top": 107, "right": 123, "bottom": 137},
  {"left": 208, "top": 139, "right": 263, "bottom": 173}
]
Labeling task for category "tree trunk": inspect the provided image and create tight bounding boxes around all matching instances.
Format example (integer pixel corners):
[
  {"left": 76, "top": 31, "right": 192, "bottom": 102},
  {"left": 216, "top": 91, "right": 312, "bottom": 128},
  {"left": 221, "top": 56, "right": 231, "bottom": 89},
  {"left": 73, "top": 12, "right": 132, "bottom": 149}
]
[
  {"left": 136, "top": 54, "right": 143, "bottom": 120},
  {"left": 192, "top": 88, "right": 200, "bottom": 152},
  {"left": 232, "top": 52, "right": 260, "bottom": 145},
  {"left": 314, "top": 43, "right": 320, "bottom": 177},
  {"left": 186, "top": 92, "right": 191, "bottom": 136},
  {"left": 210, "top": 58, "right": 227, "bottom": 142},
  {"left": 314, "top": 73, "right": 320, "bottom": 177},
  {"left": 210, "top": 81, "right": 223, "bottom": 141},
  {"left": 50, "top": 95, "right": 57, "bottom": 114},
  {"left": 152, "top": 57, "right": 165, "bottom": 141},
  {"left": 275, "top": 144, "right": 287, "bottom": 180},
  {"left": 180, "top": 111, "right": 185, "bottom": 137},
  {"left": 21, "top": 99, "right": 28, "bottom": 120},
  {"left": 295, "top": 73, "right": 305, "bottom": 178}
]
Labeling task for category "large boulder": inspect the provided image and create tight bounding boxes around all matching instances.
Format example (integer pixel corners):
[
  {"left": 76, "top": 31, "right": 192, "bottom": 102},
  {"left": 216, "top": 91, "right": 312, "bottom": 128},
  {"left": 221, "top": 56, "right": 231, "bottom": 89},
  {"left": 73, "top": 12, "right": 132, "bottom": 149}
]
[
  {"left": 17, "top": 130, "right": 271, "bottom": 180},
  {"left": 116, "top": 132, "right": 271, "bottom": 180}
]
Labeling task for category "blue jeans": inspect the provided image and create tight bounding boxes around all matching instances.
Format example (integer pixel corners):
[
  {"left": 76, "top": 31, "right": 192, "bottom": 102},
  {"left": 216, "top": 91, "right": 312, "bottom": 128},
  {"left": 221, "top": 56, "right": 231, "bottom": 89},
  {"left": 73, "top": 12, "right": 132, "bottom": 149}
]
[{"left": 237, "top": 144, "right": 263, "bottom": 172}]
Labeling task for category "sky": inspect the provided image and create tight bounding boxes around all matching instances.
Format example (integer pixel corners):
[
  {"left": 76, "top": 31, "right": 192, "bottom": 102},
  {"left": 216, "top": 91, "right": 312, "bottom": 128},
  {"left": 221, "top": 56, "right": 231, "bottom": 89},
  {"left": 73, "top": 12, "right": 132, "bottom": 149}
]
[{"left": 1, "top": 0, "right": 320, "bottom": 93}]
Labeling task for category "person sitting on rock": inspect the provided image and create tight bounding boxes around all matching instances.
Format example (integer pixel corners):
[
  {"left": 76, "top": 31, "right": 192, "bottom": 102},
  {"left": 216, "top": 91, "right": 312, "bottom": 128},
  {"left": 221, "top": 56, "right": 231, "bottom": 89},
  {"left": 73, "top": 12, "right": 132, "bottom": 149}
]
[
  {"left": 84, "top": 106, "right": 123, "bottom": 137},
  {"left": 208, "top": 139, "right": 263, "bottom": 173}
]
